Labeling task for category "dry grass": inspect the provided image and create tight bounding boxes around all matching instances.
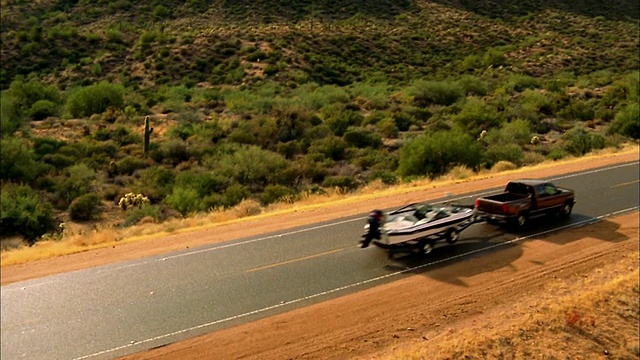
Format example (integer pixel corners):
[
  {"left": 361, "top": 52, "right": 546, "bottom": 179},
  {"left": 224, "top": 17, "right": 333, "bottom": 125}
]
[
  {"left": 1, "top": 144, "right": 637, "bottom": 266},
  {"left": 378, "top": 252, "right": 640, "bottom": 360}
]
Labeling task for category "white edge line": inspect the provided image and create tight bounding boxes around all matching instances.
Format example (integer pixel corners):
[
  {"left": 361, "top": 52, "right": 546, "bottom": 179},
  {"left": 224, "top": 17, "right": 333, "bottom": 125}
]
[{"left": 73, "top": 205, "right": 639, "bottom": 360}]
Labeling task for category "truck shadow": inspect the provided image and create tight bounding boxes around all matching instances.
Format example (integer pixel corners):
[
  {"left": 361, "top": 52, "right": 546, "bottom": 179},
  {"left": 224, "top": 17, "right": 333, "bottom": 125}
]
[{"left": 381, "top": 214, "right": 629, "bottom": 287}]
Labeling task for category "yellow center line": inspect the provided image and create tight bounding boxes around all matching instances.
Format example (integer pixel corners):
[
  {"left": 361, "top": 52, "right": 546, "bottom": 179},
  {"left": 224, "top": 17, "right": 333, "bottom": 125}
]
[
  {"left": 246, "top": 248, "right": 345, "bottom": 273},
  {"left": 611, "top": 180, "right": 640, "bottom": 188}
]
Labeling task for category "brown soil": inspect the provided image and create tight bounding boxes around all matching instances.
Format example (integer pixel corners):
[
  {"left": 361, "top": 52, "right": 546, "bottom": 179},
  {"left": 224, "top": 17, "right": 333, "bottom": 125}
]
[{"left": 1, "top": 149, "right": 638, "bottom": 359}]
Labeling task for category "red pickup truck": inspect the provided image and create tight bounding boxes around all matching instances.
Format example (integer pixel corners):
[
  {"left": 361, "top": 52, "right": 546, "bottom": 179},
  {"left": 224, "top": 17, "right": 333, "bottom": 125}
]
[{"left": 474, "top": 180, "right": 576, "bottom": 228}]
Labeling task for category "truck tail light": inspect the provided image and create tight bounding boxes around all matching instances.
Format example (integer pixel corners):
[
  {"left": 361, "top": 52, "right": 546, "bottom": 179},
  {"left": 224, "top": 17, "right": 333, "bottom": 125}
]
[
  {"left": 502, "top": 203, "right": 508, "bottom": 214},
  {"left": 475, "top": 199, "right": 480, "bottom": 208}
]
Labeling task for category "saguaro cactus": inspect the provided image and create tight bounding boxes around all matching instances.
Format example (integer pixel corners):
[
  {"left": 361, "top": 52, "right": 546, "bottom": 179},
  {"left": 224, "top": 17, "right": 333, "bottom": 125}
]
[{"left": 144, "top": 116, "right": 154, "bottom": 157}]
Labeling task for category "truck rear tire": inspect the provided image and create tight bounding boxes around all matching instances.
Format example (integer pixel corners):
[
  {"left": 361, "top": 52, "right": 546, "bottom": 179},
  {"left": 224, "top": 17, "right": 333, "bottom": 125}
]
[
  {"left": 560, "top": 202, "right": 573, "bottom": 219},
  {"left": 512, "top": 213, "right": 528, "bottom": 228}
]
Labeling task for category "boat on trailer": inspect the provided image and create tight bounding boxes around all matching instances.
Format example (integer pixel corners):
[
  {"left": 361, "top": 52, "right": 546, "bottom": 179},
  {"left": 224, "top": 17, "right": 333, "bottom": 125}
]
[{"left": 363, "top": 202, "right": 480, "bottom": 257}]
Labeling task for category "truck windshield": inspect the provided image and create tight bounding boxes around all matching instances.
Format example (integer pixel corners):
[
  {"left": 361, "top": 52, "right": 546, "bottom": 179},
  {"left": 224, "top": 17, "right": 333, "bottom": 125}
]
[{"left": 505, "top": 182, "right": 531, "bottom": 195}]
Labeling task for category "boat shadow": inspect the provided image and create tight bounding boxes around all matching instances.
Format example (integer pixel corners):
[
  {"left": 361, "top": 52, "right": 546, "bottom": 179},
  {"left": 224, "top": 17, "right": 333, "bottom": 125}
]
[{"left": 381, "top": 213, "right": 629, "bottom": 287}]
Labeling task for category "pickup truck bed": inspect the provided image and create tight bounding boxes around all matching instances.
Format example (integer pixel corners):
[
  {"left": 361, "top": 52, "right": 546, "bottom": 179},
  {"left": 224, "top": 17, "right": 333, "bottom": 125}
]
[{"left": 475, "top": 180, "right": 575, "bottom": 228}]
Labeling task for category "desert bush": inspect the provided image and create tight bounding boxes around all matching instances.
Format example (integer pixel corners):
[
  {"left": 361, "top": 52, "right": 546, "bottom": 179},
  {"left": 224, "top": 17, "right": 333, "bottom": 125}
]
[
  {"left": 406, "top": 79, "right": 463, "bottom": 107},
  {"left": 165, "top": 187, "right": 199, "bottom": 216},
  {"left": 1, "top": 92, "right": 23, "bottom": 135},
  {"left": 175, "top": 170, "right": 227, "bottom": 197},
  {"left": 42, "top": 153, "right": 75, "bottom": 169},
  {"left": 491, "top": 160, "right": 518, "bottom": 172},
  {"left": 56, "top": 163, "right": 96, "bottom": 205},
  {"left": 398, "top": 130, "right": 482, "bottom": 178},
  {"left": 484, "top": 143, "right": 524, "bottom": 167},
  {"left": 324, "top": 109, "right": 364, "bottom": 136},
  {"left": 66, "top": 82, "right": 125, "bottom": 118},
  {"left": 608, "top": 103, "right": 639, "bottom": 139},
  {"left": 223, "top": 184, "right": 250, "bottom": 207},
  {"left": 342, "top": 127, "right": 383, "bottom": 148},
  {"left": 115, "top": 156, "right": 145, "bottom": 175},
  {"left": 213, "top": 145, "right": 289, "bottom": 187},
  {"left": 0, "top": 183, "right": 55, "bottom": 244},
  {"left": 1, "top": 136, "right": 39, "bottom": 183},
  {"left": 29, "top": 99, "right": 59, "bottom": 120},
  {"left": 376, "top": 117, "right": 399, "bottom": 138},
  {"left": 482, "top": 119, "right": 531, "bottom": 146},
  {"left": 456, "top": 75, "right": 489, "bottom": 96},
  {"left": 32, "top": 137, "right": 66, "bottom": 160},
  {"left": 557, "top": 98, "right": 595, "bottom": 121},
  {"left": 308, "top": 136, "right": 347, "bottom": 161},
  {"left": 136, "top": 166, "right": 175, "bottom": 202},
  {"left": 322, "top": 175, "right": 359, "bottom": 192},
  {"left": 5, "top": 78, "right": 62, "bottom": 113},
  {"left": 504, "top": 74, "right": 539, "bottom": 93},
  {"left": 124, "top": 204, "right": 163, "bottom": 227},
  {"left": 69, "top": 193, "right": 102, "bottom": 221},
  {"left": 452, "top": 97, "right": 502, "bottom": 134},
  {"left": 562, "top": 127, "right": 606, "bottom": 156},
  {"left": 481, "top": 48, "right": 507, "bottom": 67},
  {"left": 260, "top": 184, "right": 294, "bottom": 205}
]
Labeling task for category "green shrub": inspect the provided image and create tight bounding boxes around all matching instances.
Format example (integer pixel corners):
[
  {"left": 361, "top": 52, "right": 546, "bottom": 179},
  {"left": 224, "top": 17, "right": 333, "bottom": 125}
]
[
  {"left": 0, "top": 183, "right": 55, "bottom": 244},
  {"left": 483, "top": 119, "right": 531, "bottom": 146},
  {"left": 115, "top": 156, "right": 145, "bottom": 175},
  {"left": 33, "top": 137, "right": 66, "bottom": 161},
  {"left": 322, "top": 175, "right": 359, "bottom": 192},
  {"left": 0, "top": 136, "right": 37, "bottom": 183},
  {"left": 342, "top": 127, "right": 382, "bottom": 148},
  {"left": 56, "top": 163, "right": 96, "bottom": 205},
  {"left": 212, "top": 145, "right": 289, "bottom": 187},
  {"left": 456, "top": 75, "right": 489, "bottom": 96},
  {"left": 69, "top": 193, "right": 102, "bottom": 221},
  {"left": 1, "top": 92, "right": 23, "bottom": 136},
  {"left": 165, "top": 187, "right": 200, "bottom": 216},
  {"left": 308, "top": 137, "right": 347, "bottom": 161},
  {"left": 406, "top": 80, "right": 464, "bottom": 107},
  {"left": 136, "top": 166, "right": 175, "bottom": 202},
  {"left": 66, "top": 82, "right": 125, "bottom": 118},
  {"left": 174, "top": 170, "right": 227, "bottom": 197},
  {"left": 43, "top": 153, "right": 75, "bottom": 169},
  {"left": 124, "top": 204, "right": 163, "bottom": 227},
  {"left": 609, "top": 103, "right": 639, "bottom": 139},
  {"left": 260, "top": 184, "right": 293, "bottom": 205},
  {"left": 452, "top": 97, "right": 502, "bottom": 134},
  {"left": 484, "top": 143, "right": 524, "bottom": 167},
  {"left": 223, "top": 184, "right": 250, "bottom": 207},
  {"left": 376, "top": 117, "right": 399, "bottom": 138},
  {"left": 153, "top": 4, "right": 171, "bottom": 19},
  {"left": 562, "top": 128, "right": 606, "bottom": 156},
  {"left": 398, "top": 130, "right": 482, "bottom": 178},
  {"left": 482, "top": 48, "right": 507, "bottom": 67},
  {"left": 325, "top": 109, "right": 364, "bottom": 136},
  {"left": 30, "top": 99, "right": 59, "bottom": 120}
]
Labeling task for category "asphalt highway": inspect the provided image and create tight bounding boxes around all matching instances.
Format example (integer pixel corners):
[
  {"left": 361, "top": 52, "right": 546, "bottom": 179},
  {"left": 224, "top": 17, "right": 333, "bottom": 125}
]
[{"left": 1, "top": 161, "right": 638, "bottom": 360}]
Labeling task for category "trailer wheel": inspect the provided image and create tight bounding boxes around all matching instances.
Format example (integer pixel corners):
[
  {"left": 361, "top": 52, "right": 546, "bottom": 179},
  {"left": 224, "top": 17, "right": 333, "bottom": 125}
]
[
  {"left": 419, "top": 240, "right": 434, "bottom": 255},
  {"left": 445, "top": 228, "right": 460, "bottom": 244}
]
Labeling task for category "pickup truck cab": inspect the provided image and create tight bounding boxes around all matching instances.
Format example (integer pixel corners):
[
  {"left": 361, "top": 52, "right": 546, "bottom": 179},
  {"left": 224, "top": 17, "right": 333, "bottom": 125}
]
[{"left": 474, "top": 180, "right": 575, "bottom": 228}]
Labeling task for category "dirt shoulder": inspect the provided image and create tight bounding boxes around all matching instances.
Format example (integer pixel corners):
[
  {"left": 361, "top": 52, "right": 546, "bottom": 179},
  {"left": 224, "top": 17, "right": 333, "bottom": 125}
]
[
  {"left": 120, "top": 213, "right": 639, "bottom": 360},
  {"left": 1, "top": 148, "right": 637, "bottom": 285}
]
